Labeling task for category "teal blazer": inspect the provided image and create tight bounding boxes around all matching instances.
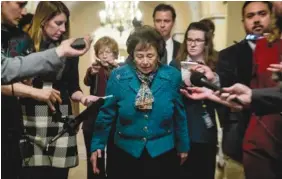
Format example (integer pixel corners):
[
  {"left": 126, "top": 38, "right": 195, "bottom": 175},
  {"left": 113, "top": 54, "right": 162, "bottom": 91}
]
[{"left": 91, "top": 64, "right": 190, "bottom": 158}]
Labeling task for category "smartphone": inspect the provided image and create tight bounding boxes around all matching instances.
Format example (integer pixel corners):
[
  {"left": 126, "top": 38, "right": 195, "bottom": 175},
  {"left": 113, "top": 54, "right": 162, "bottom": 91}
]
[
  {"left": 94, "top": 58, "right": 119, "bottom": 69},
  {"left": 94, "top": 58, "right": 103, "bottom": 66},
  {"left": 180, "top": 61, "right": 198, "bottom": 86},
  {"left": 181, "top": 61, "right": 198, "bottom": 70},
  {"left": 245, "top": 34, "right": 263, "bottom": 41}
]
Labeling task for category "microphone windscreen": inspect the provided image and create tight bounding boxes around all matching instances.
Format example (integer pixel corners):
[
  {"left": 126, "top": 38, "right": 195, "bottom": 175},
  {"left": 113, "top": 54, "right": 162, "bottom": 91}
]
[{"left": 190, "top": 71, "right": 207, "bottom": 87}]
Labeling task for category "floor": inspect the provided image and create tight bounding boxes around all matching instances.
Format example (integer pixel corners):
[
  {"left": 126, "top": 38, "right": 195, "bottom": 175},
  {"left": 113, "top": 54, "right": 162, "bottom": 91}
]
[{"left": 68, "top": 129, "right": 87, "bottom": 179}]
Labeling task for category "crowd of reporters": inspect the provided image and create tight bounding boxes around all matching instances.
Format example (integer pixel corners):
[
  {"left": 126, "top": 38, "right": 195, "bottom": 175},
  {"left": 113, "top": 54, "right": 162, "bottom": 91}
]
[{"left": 1, "top": 1, "right": 282, "bottom": 179}]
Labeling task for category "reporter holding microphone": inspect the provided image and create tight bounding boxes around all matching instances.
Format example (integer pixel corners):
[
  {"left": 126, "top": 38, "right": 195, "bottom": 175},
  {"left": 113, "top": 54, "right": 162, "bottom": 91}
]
[{"left": 18, "top": 2, "right": 99, "bottom": 179}]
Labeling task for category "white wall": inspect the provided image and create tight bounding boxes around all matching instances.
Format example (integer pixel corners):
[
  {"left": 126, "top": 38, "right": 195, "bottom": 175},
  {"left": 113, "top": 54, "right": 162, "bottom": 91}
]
[{"left": 225, "top": 1, "right": 245, "bottom": 47}]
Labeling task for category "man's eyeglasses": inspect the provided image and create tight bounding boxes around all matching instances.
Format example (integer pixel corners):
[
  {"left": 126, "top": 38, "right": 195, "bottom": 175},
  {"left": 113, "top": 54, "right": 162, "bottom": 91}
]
[{"left": 186, "top": 38, "right": 205, "bottom": 45}]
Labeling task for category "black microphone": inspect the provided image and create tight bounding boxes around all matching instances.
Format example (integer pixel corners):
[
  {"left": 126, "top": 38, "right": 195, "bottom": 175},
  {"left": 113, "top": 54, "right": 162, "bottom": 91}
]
[
  {"left": 190, "top": 71, "right": 244, "bottom": 105},
  {"left": 46, "top": 98, "right": 106, "bottom": 149},
  {"left": 71, "top": 38, "right": 86, "bottom": 50},
  {"left": 190, "top": 71, "right": 223, "bottom": 92}
]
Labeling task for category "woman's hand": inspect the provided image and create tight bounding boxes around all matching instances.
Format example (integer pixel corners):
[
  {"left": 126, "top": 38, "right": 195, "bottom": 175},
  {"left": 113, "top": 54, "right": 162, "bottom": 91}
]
[
  {"left": 56, "top": 36, "right": 92, "bottom": 58},
  {"left": 22, "top": 78, "right": 33, "bottom": 86},
  {"left": 90, "top": 149, "right": 102, "bottom": 174},
  {"left": 219, "top": 83, "right": 252, "bottom": 107},
  {"left": 89, "top": 61, "right": 102, "bottom": 75},
  {"left": 80, "top": 95, "right": 100, "bottom": 106},
  {"left": 191, "top": 64, "right": 215, "bottom": 82},
  {"left": 267, "top": 63, "right": 282, "bottom": 73},
  {"left": 178, "top": 152, "right": 188, "bottom": 165},
  {"left": 180, "top": 87, "right": 213, "bottom": 100},
  {"left": 107, "top": 60, "right": 119, "bottom": 68},
  {"left": 30, "top": 88, "right": 62, "bottom": 111}
]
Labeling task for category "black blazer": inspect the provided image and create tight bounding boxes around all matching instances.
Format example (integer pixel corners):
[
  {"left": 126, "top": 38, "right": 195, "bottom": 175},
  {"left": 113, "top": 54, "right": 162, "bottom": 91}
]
[
  {"left": 173, "top": 40, "right": 181, "bottom": 59},
  {"left": 216, "top": 40, "right": 254, "bottom": 162},
  {"left": 217, "top": 40, "right": 254, "bottom": 123},
  {"left": 251, "top": 87, "right": 282, "bottom": 116},
  {"left": 217, "top": 40, "right": 253, "bottom": 87},
  {"left": 160, "top": 40, "right": 181, "bottom": 65}
]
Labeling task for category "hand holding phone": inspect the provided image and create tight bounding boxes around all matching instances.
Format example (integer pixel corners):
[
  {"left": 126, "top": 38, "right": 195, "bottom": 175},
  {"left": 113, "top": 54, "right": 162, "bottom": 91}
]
[{"left": 180, "top": 61, "right": 198, "bottom": 86}]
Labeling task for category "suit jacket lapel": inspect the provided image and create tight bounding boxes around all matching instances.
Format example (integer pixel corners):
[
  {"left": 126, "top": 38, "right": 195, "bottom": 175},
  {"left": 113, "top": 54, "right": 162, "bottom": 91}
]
[
  {"left": 172, "top": 40, "right": 180, "bottom": 59},
  {"left": 238, "top": 40, "right": 253, "bottom": 85},
  {"left": 160, "top": 48, "right": 168, "bottom": 65}
]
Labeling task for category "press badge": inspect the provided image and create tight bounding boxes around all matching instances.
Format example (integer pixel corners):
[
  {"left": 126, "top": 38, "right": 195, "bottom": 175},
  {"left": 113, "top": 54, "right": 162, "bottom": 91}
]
[{"left": 203, "top": 111, "right": 214, "bottom": 129}]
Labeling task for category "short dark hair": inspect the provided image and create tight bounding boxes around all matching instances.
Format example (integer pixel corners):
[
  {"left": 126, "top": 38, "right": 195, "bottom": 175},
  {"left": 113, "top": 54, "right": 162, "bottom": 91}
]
[
  {"left": 126, "top": 25, "right": 166, "bottom": 59},
  {"left": 242, "top": 1, "right": 272, "bottom": 18},
  {"left": 199, "top": 18, "right": 215, "bottom": 33},
  {"left": 152, "top": 3, "right": 176, "bottom": 21}
]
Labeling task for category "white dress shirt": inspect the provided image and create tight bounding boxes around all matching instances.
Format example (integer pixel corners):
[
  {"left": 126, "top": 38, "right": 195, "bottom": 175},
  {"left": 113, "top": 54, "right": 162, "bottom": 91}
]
[
  {"left": 247, "top": 40, "right": 256, "bottom": 51},
  {"left": 166, "top": 37, "right": 174, "bottom": 65}
]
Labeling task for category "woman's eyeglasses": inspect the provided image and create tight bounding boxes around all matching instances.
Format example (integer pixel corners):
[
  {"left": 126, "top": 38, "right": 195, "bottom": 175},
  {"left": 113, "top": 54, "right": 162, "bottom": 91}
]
[
  {"left": 98, "top": 50, "right": 113, "bottom": 56},
  {"left": 186, "top": 38, "right": 205, "bottom": 45}
]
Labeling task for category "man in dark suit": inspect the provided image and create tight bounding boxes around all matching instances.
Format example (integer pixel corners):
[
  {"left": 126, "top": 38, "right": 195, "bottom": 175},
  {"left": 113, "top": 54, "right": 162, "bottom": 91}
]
[
  {"left": 152, "top": 3, "right": 181, "bottom": 65},
  {"left": 216, "top": 1, "right": 272, "bottom": 178}
]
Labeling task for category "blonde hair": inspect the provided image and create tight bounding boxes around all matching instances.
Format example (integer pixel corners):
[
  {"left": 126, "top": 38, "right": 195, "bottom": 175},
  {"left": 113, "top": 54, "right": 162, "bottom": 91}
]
[
  {"left": 27, "top": 1, "right": 70, "bottom": 52},
  {"left": 94, "top": 36, "right": 119, "bottom": 59},
  {"left": 266, "top": 13, "right": 281, "bottom": 43}
]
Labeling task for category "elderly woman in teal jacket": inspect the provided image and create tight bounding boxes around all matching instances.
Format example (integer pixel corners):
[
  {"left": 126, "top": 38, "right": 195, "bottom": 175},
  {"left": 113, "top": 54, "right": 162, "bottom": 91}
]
[{"left": 90, "top": 25, "right": 190, "bottom": 178}]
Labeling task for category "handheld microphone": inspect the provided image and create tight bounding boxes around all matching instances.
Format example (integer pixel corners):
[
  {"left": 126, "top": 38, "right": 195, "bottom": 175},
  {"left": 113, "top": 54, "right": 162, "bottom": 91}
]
[
  {"left": 190, "top": 71, "right": 223, "bottom": 92},
  {"left": 190, "top": 71, "right": 244, "bottom": 105},
  {"left": 71, "top": 38, "right": 86, "bottom": 50},
  {"left": 71, "top": 33, "right": 95, "bottom": 50},
  {"left": 46, "top": 97, "right": 111, "bottom": 150}
]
